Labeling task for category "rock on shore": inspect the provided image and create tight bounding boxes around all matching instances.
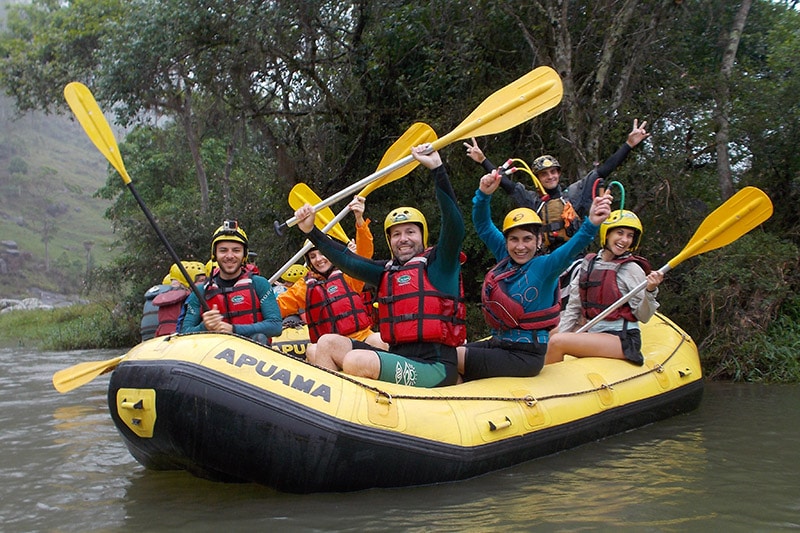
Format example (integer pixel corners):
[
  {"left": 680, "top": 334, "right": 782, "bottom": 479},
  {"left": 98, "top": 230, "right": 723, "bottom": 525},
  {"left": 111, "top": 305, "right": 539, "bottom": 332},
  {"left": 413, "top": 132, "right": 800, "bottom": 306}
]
[{"left": 0, "top": 291, "right": 88, "bottom": 314}]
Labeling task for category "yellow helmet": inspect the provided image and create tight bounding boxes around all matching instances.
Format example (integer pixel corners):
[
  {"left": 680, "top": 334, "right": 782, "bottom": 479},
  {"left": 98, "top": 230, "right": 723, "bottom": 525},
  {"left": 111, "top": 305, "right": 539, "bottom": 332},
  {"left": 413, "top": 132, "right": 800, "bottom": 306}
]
[
  {"left": 183, "top": 261, "right": 207, "bottom": 283},
  {"left": 502, "top": 207, "right": 542, "bottom": 235},
  {"left": 210, "top": 220, "right": 248, "bottom": 262},
  {"left": 600, "top": 210, "right": 643, "bottom": 252},
  {"left": 161, "top": 273, "right": 172, "bottom": 285},
  {"left": 205, "top": 259, "right": 217, "bottom": 278},
  {"left": 168, "top": 262, "right": 191, "bottom": 287},
  {"left": 281, "top": 264, "right": 308, "bottom": 283},
  {"left": 384, "top": 207, "right": 428, "bottom": 249},
  {"left": 532, "top": 155, "right": 561, "bottom": 174}
]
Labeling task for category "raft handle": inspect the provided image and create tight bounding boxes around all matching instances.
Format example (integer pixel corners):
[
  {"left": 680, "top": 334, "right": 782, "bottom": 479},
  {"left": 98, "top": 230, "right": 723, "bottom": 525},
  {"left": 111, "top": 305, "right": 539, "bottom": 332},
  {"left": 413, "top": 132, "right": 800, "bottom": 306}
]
[
  {"left": 488, "top": 416, "right": 512, "bottom": 432},
  {"left": 120, "top": 399, "right": 144, "bottom": 410}
]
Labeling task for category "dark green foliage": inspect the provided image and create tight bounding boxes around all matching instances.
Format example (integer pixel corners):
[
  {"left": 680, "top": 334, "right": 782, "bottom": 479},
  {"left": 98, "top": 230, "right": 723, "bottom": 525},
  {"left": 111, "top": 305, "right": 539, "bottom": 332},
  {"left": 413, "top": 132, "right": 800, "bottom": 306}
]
[{"left": 733, "top": 308, "right": 800, "bottom": 382}]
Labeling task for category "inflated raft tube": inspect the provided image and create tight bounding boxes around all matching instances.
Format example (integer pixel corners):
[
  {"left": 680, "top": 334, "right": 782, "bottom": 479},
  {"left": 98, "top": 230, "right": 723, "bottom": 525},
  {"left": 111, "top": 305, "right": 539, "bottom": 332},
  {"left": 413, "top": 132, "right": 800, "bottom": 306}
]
[{"left": 108, "top": 313, "right": 702, "bottom": 493}]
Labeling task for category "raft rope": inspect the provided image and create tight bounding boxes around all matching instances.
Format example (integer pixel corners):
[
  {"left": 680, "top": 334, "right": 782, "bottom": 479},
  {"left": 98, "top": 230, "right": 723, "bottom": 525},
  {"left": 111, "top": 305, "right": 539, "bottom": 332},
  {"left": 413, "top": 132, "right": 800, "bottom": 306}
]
[
  {"left": 177, "top": 315, "right": 690, "bottom": 407},
  {"left": 368, "top": 331, "right": 686, "bottom": 406},
  {"left": 307, "top": 315, "right": 689, "bottom": 406}
]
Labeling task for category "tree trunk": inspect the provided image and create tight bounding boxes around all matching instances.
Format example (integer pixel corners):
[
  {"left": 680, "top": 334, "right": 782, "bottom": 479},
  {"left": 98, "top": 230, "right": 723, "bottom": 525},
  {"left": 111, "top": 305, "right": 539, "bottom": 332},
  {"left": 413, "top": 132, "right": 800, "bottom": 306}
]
[
  {"left": 714, "top": 0, "right": 752, "bottom": 200},
  {"left": 520, "top": 1, "right": 668, "bottom": 178},
  {"left": 174, "top": 84, "right": 210, "bottom": 213}
]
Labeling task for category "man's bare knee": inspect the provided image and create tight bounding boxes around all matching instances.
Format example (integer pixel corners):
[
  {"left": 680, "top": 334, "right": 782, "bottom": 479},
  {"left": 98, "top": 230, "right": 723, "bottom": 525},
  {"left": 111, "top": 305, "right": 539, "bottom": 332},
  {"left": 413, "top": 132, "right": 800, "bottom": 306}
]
[
  {"left": 316, "top": 334, "right": 355, "bottom": 369},
  {"left": 305, "top": 343, "right": 317, "bottom": 363},
  {"left": 342, "top": 349, "right": 380, "bottom": 379}
]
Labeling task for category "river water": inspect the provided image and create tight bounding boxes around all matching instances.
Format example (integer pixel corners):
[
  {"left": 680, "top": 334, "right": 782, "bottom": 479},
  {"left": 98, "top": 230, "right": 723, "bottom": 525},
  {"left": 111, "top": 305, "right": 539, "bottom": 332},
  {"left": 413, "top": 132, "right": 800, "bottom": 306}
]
[{"left": 1, "top": 347, "right": 799, "bottom": 532}]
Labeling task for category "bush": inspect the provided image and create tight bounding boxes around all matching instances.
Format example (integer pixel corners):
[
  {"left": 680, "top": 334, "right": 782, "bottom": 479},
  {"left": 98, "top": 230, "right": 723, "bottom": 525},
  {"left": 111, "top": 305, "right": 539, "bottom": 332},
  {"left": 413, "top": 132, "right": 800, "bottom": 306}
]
[
  {"left": 730, "top": 302, "right": 800, "bottom": 382},
  {"left": 660, "top": 231, "right": 800, "bottom": 381}
]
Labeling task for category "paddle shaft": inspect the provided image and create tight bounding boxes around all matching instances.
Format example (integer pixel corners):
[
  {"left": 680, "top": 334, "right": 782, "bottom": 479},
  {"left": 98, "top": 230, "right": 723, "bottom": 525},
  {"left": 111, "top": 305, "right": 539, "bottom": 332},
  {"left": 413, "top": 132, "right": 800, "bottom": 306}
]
[
  {"left": 269, "top": 205, "right": 352, "bottom": 284},
  {"left": 126, "top": 183, "right": 209, "bottom": 312},
  {"left": 276, "top": 156, "right": 411, "bottom": 233}
]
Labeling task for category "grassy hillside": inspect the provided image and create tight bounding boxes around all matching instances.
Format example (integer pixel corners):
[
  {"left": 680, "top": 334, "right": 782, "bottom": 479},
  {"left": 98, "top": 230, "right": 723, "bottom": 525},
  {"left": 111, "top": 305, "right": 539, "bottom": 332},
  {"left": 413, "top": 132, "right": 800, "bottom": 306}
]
[{"left": 0, "top": 95, "right": 116, "bottom": 298}]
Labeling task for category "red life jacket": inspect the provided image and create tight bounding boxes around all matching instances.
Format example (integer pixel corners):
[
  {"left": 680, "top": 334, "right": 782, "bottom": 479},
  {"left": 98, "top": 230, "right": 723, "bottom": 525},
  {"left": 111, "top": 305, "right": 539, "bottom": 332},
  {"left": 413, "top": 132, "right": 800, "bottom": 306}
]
[
  {"left": 304, "top": 269, "right": 374, "bottom": 342},
  {"left": 203, "top": 271, "right": 264, "bottom": 325},
  {"left": 359, "top": 285, "right": 379, "bottom": 327},
  {"left": 578, "top": 253, "right": 652, "bottom": 322},
  {"left": 377, "top": 249, "right": 466, "bottom": 347},
  {"left": 152, "top": 287, "right": 190, "bottom": 337},
  {"left": 481, "top": 257, "right": 561, "bottom": 331}
]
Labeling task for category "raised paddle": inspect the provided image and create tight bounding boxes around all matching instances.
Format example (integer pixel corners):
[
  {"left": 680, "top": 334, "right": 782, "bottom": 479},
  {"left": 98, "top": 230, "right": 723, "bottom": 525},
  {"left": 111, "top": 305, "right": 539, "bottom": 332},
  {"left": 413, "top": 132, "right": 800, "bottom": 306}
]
[
  {"left": 269, "top": 122, "right": 437, "bottom": 283},
  {"left": 288, "top": 183, "right": 350, "bottom": 243},
  {"left": 63, "top": 82, "right": 209, "bottom": 313},
  {"left": 275, "top": 66, "right": 563, "bottom": 234},
  {"left": 55, "top": 82, "right": 209, "bottom": 394},
  {"left": 52, "top": 355, "right": 125, "bottom": 393},
  {"left": 576, "top": 186, "right": 773, "bottom": 333}
]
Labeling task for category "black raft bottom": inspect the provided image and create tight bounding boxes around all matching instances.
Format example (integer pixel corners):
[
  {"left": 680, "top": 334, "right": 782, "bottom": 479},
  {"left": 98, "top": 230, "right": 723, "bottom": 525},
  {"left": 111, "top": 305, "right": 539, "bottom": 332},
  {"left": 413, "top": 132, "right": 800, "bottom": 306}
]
[{"left": 109, "top": 360, "right": 704, "bottom": 493}]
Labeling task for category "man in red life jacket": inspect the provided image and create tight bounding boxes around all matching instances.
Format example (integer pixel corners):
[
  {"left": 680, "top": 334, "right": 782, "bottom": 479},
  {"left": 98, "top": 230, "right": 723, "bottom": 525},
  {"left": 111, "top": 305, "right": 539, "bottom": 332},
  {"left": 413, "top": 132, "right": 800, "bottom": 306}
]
[
  {"left": 293, "top": 144, "right": 466, "bottom": 388},
  {"left": 180, "top": 221, "right": 282, "bottom": 344}
]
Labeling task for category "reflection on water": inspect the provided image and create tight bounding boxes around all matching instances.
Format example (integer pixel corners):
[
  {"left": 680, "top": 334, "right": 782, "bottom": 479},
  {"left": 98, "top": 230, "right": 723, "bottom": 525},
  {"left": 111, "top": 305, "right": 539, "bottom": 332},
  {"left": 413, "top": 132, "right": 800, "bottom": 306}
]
[{"left": 1, "top": 347, "right": 799, "bottom": 532}]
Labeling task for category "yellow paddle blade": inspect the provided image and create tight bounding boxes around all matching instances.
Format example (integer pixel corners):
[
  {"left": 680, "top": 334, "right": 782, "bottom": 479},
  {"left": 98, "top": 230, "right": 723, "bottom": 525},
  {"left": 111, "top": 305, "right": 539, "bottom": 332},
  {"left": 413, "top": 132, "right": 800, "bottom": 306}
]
[
  {"left": 52, "top": 355, "right": 125, "bottom": 393},
  {"left": 432, "top": 66, "right": 563, "bottom": 149},
  {"left": 668, "top": 187, "right": 773, "bottom": 269},
  {"left": 63, "top": 82, "right": 131, "bottom": 184},
  {"left": 360, "top": 122, "right": 438, "bottom": 197},
  {"left": 288, "top": 183, "right": 350, "bottom": 243}
]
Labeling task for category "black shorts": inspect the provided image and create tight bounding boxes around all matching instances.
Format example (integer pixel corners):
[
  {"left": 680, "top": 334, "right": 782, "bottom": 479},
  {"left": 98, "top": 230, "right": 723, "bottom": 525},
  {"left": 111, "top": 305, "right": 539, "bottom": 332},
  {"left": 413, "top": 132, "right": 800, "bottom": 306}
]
[
  {"left": 462, "top": 337, "right": 546, "bottom": 381},
  {"left": 604, "top": 328, "right": 644, "bottom": 365}
]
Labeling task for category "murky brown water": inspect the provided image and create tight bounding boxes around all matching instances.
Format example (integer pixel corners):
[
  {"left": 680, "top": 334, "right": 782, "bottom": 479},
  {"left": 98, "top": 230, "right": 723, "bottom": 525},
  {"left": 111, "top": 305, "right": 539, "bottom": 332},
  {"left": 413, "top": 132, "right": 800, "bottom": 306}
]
[{"left": 2, "top": 347, "right": 798, "bottom": 532}]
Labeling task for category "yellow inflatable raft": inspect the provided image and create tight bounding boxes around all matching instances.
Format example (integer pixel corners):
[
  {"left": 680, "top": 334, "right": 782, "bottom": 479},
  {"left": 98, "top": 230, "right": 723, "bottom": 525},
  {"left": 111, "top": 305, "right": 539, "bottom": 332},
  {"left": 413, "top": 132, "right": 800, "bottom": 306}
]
[{"left": 108, "top": 312, "right": 702, "bottom": 493}]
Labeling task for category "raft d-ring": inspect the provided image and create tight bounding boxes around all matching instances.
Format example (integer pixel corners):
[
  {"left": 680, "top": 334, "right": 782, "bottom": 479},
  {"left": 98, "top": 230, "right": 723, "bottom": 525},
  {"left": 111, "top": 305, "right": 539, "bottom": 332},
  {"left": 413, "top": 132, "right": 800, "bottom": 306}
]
[
  {"left": 655, "top": 364, "right": 665, "bottom": 373},
  {"left": 375, "top": 392, "right": 393, "bottom": 405},
  {"left": 120, "top": 399, "right": 144, "bottom": 410},
  {"left": 523, "top": 395, "right": 538, "bottom": 407}
]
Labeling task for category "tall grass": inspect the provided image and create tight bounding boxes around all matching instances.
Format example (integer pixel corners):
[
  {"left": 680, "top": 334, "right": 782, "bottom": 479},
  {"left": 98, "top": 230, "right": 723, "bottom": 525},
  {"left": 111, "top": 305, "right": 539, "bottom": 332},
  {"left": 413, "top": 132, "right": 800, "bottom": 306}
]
[{"left": 0, "top": 301, "right": 138, "bottom": 350}]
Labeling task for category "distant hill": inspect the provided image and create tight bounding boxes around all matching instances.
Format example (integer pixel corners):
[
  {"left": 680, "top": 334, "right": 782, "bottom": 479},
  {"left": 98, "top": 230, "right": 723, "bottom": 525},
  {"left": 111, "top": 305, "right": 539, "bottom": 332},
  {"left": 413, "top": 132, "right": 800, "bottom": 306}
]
[
  {"left": 0, "top": 0, "right": 117, "bottom": 298},
  {"left": 0, "top": 94, "right": 116, "bottom": 298}
]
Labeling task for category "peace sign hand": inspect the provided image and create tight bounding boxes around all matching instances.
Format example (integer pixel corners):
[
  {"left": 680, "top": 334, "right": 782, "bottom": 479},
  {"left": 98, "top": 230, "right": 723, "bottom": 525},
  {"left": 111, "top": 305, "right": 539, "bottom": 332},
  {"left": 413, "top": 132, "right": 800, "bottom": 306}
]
[{"left": 463, "top": 137, "right": 486, "bottom": 163}]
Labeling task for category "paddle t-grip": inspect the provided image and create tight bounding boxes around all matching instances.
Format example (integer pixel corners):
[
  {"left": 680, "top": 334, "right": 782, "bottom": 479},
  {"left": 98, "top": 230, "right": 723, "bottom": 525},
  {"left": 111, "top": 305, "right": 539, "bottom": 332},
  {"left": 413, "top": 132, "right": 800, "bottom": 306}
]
[{"left": 274, "top": 220, "right": 286, "bottom": 236}]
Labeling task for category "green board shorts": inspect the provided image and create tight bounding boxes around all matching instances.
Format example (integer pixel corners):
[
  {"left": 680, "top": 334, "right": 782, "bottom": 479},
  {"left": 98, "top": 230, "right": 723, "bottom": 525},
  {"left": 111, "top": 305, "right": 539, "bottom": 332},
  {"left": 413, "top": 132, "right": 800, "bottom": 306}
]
[
  {"left": 375, "top": 351, "right": 447, "bottom": 388},
  {"left": 351, "top": 340, "right": 448, "bottom": 387}
]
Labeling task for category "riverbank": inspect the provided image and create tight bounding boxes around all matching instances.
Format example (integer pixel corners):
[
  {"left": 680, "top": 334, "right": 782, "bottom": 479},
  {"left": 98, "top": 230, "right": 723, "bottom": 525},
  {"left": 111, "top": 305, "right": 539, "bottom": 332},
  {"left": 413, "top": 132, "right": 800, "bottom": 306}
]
[{"left": 0, "top": 300, "right": 138, "bottom": 350}]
